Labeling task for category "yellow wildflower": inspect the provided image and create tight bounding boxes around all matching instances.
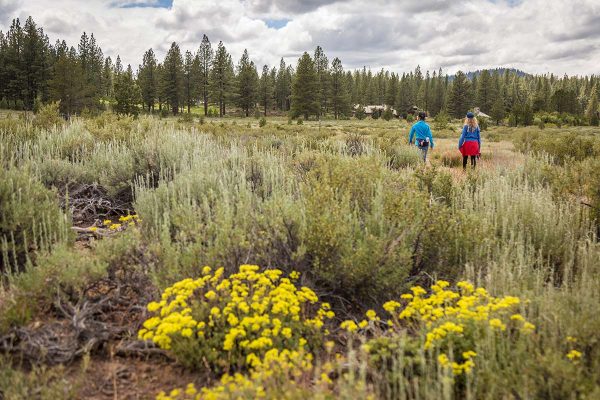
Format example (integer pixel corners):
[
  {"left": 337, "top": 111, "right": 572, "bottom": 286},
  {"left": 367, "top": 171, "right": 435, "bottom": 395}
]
[
  {"left": 340, "top": 320, "right": 358, "bottom": 332},
  {"left": 510, "top": 314, "right": 525, "bottom": 321},
  {"left": 205, "top": 290, "right": 217, "bottom": 300}
]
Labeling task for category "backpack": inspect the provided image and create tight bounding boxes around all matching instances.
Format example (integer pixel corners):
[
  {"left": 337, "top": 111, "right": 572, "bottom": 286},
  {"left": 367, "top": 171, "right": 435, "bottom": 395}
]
[{"left": 417, "top": 137, "right": 430, "bottom": 148}]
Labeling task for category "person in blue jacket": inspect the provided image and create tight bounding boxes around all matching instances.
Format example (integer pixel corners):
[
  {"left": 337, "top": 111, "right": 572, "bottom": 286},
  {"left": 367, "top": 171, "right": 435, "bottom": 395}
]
[
  {"left": 458, "top": 112, "right": 481, "bottom": 169},
  {"left": 408, "top": 111, "right": 434, "bottom": 162}
]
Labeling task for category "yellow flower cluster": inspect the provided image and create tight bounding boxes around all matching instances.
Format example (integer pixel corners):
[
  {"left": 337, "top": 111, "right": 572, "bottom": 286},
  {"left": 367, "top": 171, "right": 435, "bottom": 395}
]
[
  {"left": 340, "top": 309, "right": 380, "bottom": 333},
  {"left": 438, "top": 350, "right": 476, "bottom": 374},
  {"left": 155, "top": 347, "right": 340, "bottom": 400},
  {"left": 566, "top": 349, "right": 582, "bottom": 361},
  {"left": 378, "top": 280, "right": 535, "bottom": 375},
  {"left": 103, "top": 214, "right": 140, "bottom": 231},
  {"left": 565, "top": 336, "right": 582, "bottom": 363},
  {"left": 138, "top": 265, "right": 334, "bottom": 371}
]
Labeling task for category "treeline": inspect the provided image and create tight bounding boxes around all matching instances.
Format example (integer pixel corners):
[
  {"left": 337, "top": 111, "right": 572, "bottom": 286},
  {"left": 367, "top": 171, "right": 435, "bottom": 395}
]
[{"left": 1, "top": 16, "right": 599, "bottom": 125}]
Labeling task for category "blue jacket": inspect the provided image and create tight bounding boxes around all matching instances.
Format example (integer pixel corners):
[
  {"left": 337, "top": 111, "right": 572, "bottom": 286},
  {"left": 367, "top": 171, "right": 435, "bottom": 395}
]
[
  {"left": 458, "top": 125, "right": 481, "bottom": 149},
  {"left": 409, "top": 120, "right": 434, "bottom": 148}
]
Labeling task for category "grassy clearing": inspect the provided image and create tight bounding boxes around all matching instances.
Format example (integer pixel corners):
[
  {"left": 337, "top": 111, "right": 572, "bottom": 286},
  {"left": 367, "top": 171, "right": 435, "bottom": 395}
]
[{"left": 0, "top": 110, "right": 599, "bottom": 399}]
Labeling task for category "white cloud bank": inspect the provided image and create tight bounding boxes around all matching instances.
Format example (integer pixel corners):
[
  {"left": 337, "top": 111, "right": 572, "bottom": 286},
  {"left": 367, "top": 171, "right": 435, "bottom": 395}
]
[{"left": 1, "top": 0, "right": 598, "bottom": 75}]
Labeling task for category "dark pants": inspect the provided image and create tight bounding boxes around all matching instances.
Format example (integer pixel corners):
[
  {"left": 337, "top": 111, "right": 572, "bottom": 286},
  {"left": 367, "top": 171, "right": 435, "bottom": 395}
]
[
  {"left": 418, "top": 146, "right": 429, "bottom": 162},
  {"left": 463, "top": 155, "right": 477, "bottom": 169}
]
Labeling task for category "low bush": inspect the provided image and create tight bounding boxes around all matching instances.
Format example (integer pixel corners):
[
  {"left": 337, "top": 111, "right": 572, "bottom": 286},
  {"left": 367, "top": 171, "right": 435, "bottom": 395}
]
[
  {"left": 0, "top": 168, "right": 72, "bottom": 274},
  {"left": 0, "top": 244, "right": 106, "bottom": 330},
  {"left": 34, "top": 101, "right": 63, "bottom": 130},
  {"left": 138, "top": 265, "right": 333, "bottom": 372},
  {"left": 439, "top": 150, "right": 462, "bottom": 168},
  {"left": 386, "top": 144, "right": 422, "bottom": 169},
  {"left": 513, "top": 130, "right": 600, "bottom": 164}
]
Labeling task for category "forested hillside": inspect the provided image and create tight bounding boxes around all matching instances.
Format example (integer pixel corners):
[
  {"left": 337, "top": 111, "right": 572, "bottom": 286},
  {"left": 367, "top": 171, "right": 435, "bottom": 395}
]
[{"left": 1, "top": 17, "right": 599, "bottom": 127}]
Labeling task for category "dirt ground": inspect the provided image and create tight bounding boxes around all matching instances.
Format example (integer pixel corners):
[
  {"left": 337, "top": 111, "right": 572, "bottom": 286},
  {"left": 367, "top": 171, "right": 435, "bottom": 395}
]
[{"left": 67, "top": 356, "right": 208, "bottom": 400}]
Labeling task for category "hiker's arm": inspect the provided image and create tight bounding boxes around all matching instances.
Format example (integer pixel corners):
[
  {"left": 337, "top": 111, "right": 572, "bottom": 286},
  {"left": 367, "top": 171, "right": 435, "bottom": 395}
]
[
  {"left": 409, "top": 126, "right": 415, "bottom": 145},
  {"left": 458, "top": 128, "right": 465, "bottom": 149},
  {"left": 429, "top": 127, "right": 434, "bottom": 149}
]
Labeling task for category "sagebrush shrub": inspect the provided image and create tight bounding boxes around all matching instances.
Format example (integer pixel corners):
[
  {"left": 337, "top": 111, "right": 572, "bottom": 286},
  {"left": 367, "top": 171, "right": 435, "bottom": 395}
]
[{"left": 0, "top": 168, "right": 72, "bottom": 273}]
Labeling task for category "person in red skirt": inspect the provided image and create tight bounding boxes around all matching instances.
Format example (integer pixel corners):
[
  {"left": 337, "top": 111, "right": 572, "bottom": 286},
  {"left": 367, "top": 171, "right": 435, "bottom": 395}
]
[{"left": 458, "top": 112, "right": 481, "bottom": 170}]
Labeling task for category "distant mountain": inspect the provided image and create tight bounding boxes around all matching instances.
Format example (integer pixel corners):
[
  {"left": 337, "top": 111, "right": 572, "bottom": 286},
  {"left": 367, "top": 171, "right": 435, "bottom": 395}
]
[{"left": 449, "top": 68, "right": 530, "bottom": 81}]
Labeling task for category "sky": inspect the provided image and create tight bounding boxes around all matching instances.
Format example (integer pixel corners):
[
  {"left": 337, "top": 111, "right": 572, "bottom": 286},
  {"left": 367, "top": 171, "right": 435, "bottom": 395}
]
[{"left": 1, "top": 0, "right": 599, "bottom": 76}]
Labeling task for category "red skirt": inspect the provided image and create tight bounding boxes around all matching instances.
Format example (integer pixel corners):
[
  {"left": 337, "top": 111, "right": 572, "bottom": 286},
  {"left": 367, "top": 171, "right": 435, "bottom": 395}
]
[{"left": 460, "top": 141, "right": 480, "bottom": 156}]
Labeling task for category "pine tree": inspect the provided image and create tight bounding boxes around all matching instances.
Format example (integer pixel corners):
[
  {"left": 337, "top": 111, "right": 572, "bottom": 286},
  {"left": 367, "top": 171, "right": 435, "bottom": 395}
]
[
  {"left": 290, "top": 52, "right": 318, "bottom": 120},
  {"left": 448, "top": 71, "right": 471, "bottom": 118},
  {"left": 431, "top": 68, "right": 446, "bottom": 116},
  {"left": 102, "top": 57, "right": 114, "bottom": 99},
  {"left": 476, "top": 69, "right": 495, "bottom": 112},
  {"left": 114, "top": 64, "right": 141, "bottom": 116},
  {"left": 385, "top": 73, "right": 398, "bottom": 106},
  {"left": 4, "top": 18, "right": 25, "bottom": 108},
  {"left": 138, "top": 49, "right": 157, "bottom": 111},
  {"left": 258, "top": 64, "right": 274, "bottom": 116},
  {"left": 586, "top": 88, "right": 599, "bottom": 126},
  {"left": 275, "top": 58, "right": 291, "bottom": 111},
  {"left": 313, "top": 46, "right": 330, "bottom": 117},
  {"left": 416, "top": 73, "right": 429, "bottom": 112},
  {"left": 210, "top": 41, "right": 234, "bottom": 117},
  {"left": 330, "top": 57, "right": 350, "bottom": 119},
  {"left": 532, "top": 77, "right": 545, "bottom": 112},
  {"left": 236, "top": 49, "right": 258, "bottom": 117},
  {"left": 183, "top": 50, "right": 195, "bottom": 113},
  {"left": 48, "top": 41, "right": 86, "bottom": 116},
  {"left": 162, "top": 42, "right": 184, "bottom": 115},
  {"left": 156, "top": 63, "right": 166, "bottom": 111},
  {"left": 78, "top": 32, "right": 104, "bottom": 109},
  {"left": 114, "top": 55, "right": 123, "bottom": 75},
  {"left": 197, "top": 35, "right": 213, "bottom": 116},
  {"left": 490, "top": 96, "right": 506, "bottom": 125},
  {"left": 0, "top": 31, "right": 7, "bottom": 103},
  {"left": 397, "top": 73, "right": 416, "bottom": 116},
  {"left": 22, "top": 17, "right": 49, "bottom": 110}
]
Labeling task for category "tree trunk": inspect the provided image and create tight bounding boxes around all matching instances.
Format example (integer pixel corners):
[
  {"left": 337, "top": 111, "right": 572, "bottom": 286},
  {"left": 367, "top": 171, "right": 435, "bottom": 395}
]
[{"left": 203, "top": 92, "right": 208, "bottom": 116}]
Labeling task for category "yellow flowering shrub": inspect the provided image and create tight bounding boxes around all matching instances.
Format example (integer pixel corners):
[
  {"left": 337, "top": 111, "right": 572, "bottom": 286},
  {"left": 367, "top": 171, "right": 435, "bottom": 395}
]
[
  {"left": 103, "top": 214, "right": 140, "bottom": 231},
  {"left": 346, "top": 280, "right": 535, "bottom": 376},
  {"left": 155, "top": 349, "right": 315, "bottom": 400},
  {"left": 153, "top": 348, "right": 373, "bottom": 400},
  {"left": 139, "top": 265, "right": 334, "bottom": 371}
]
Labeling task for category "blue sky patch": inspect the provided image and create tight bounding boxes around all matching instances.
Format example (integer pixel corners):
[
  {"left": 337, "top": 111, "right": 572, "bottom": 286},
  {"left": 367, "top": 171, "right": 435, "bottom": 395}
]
[
  {"left": 488, "top": 0, "right": 523, "bottom": 6},
  {"left": 265, "top": 18, "right": 290, "bottom": 29},
  {"left": 117, "top": 0, "right": 173, "bottom": 9}
]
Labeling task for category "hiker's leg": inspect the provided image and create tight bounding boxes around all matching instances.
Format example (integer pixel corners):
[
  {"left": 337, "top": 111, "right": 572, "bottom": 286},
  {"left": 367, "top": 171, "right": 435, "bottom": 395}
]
[
  {"left": 421, "top": 147, "right": 428, "bottom": 162},
  {"left": 471, "top": 155, "right": 476, "bottom": 168},
  {"left": 463, "top": 156, "right": 468, "bottom": 169}
]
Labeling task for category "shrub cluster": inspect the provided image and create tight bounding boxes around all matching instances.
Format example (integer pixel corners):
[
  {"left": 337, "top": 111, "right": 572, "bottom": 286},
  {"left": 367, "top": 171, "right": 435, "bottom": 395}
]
[
  {"left": 0, "top": 167, "right": 72, "bottom": 273},
  {"left": 139, "top": 265, "right": 334, "bottom": 372}
]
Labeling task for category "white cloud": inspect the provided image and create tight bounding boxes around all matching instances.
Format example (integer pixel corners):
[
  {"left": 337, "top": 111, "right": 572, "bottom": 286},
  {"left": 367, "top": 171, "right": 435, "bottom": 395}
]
[{"left": 0, "top": 0, "right": 598, "bottom": 75}]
